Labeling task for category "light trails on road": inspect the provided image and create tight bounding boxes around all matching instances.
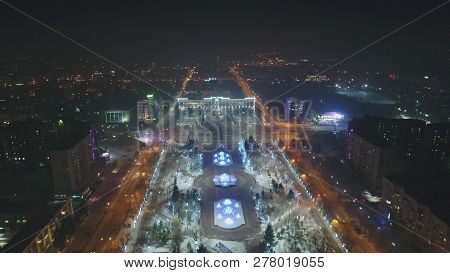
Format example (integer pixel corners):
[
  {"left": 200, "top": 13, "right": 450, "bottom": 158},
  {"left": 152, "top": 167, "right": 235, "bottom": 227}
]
[
  {"left": 230, "top": 65, "right": 347, "bottom": 252},
  {"left": 65, "top": 147, "right": 159, "bottom": 252},
  {"left": 229, "top": 66, "right": 267, "bottom": 123}
]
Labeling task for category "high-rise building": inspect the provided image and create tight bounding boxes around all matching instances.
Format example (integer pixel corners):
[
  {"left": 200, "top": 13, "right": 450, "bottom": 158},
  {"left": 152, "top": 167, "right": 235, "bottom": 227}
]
[
  {"left": 423, "top": 123, "right": 450, "bottom": 162},
  {"left": 137, "top": 94, "right": 159, "bottom": 122},
  {"left": 348, "top": 117, "right": 426, "bottom": 160},
  {"left": 347, "top": 117, "right": 450, "bottom": 191},
  {"left": 137, "top": 100, "right": 151, "bottom": 122},
  {"left": 285, "top": 97, "right": 306, "bottom": 122},
  {"left": 0, "top": 119, "right": 96, "bottom": 168},
  {"left": 50, "top": 134, "right": 95, "bottom": 196},
  {"left": 137, "top": 98, "right": 159, "bottom": 139},
  {"left": 382, "top": 174, "right": 449, "bottom": 252},
  {"left": 347, "top": 129, "right": 397, "bottom": 190},
  {"left": 285, "top": 97, "right": 296, "bottom": 121}
]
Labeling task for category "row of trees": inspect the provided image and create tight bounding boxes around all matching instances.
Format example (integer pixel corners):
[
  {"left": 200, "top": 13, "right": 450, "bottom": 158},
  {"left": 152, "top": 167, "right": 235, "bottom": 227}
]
[
  {"left": 169, "top": 179, "right": 202, "bottom": 252},
  {"left": 271, "top": 179, "right": 297, "bottom": 202},
  {"left": 261, "top": 219, "right": 332, "bottom": 253}
]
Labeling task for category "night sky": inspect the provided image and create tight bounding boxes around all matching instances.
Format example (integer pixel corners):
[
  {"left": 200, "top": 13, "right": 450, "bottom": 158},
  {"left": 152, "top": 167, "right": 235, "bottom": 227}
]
[{"left": 1, "top": 0, "right": 449, "bottom": 60}]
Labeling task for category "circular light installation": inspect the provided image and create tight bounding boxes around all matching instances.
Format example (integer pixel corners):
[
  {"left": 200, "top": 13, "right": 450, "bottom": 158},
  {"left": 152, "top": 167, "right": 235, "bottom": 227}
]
[
  {"left": 213, "top": 173, "right": 237, "bottom": 187},
  {"left": 214, "top": 198, "right": 245, "bottom": 229},
  {"left": 213, "top": 149, "right": 232, "bottom": 166}
]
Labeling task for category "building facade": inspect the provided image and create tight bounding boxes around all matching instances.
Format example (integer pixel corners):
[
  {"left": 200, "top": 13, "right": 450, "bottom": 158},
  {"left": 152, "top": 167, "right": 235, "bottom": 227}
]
[
  {"left": 285, "top": 97, "right": 308, "bottom": 122},
  {"left": 137, "top": 99, "right": 158, "bottom": 123},
  {"left": 50, "top": 135, "right": 95, "bottom": 196},
  {"left": 105, "top": 110, "right": 130, "bottom": 124},
  {"left": 382, "top": 176, "right": 449, "bottom": 252},
  {"left": 348, "top": 117, "right": 426, "bottom": 159},
  {"left": 423, "top": 123, "right": 450, "bottom": 162},
  {"left": 0, "top": 119, "right": 96, "bottom": 169},
  {"left": 347, "top": 131, "right": 396, "bottom": 191},
  {"left": 22, "top": 200, "right": 74, "bottom": 253},
  {"left": 177, "top": 97, "right": 256, "bottom": 125}
]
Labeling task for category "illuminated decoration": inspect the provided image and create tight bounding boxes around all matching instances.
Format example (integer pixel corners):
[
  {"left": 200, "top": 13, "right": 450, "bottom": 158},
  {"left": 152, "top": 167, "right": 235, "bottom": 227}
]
[
  {"left": 213, "top": 149, "right": 232, "bottom": 166},
  {"left": 316, "top": 112, "right": 344, "bottom": 125},
  {"left": 238, "top": 139, "right": 253, "bottom": 172},
  {"left": 214, "top": 199, "right": 245, "bottom": 229},
  {"left": 213, "top": 173, "right": 237, "bottom": 187},
  {"left": 146, "top": 93, "right": 154, "bottom": 100}
]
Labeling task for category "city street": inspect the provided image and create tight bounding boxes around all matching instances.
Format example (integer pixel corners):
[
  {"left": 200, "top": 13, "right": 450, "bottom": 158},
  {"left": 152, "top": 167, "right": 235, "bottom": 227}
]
[{"left": 65, "top": 147, "right": 159, "bottom": 252}]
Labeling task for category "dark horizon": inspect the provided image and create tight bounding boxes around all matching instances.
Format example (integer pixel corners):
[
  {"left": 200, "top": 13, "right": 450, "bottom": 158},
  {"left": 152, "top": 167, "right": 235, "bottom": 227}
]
[{"left": 1, "top": 0, "right": 449, "bottom": 60}]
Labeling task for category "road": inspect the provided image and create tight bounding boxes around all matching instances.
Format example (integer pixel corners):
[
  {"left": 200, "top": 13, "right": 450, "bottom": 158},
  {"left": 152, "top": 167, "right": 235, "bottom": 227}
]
[
  {"left": 64, "top": 145, "right": 160, "bottom": 252},
  {"left": 229, "top": 66, "right": 268, "bottom": 123},
  {"left": 289, "top": 150, "right": 416, "bottom": 252}
]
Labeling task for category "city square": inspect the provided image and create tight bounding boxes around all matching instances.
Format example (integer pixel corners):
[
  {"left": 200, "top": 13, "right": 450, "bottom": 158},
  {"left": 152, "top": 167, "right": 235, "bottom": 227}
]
[{"left": 1, "top": 3, "right": 449, "bottom": 265}]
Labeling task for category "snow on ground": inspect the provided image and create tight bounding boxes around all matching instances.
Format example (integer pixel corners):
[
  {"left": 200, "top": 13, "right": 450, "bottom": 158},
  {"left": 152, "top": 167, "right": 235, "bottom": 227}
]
[
  {"left": 143, "top": 245, "right": 170, "bottom": 253},
  {"left": 177, "top": 174, "right": 195, "bottom": 191},
  {"left": 254, "top": 173, "right": 272, "bottom": 189},
  {"left": 202, "top": 238, "right": 246, "bottom": 253},
  {"left": 158, "top": 154, "right": 202, "bottom": 193}
]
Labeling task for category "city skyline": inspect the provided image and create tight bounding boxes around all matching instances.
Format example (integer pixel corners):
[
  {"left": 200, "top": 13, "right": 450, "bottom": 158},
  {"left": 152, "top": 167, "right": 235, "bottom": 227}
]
[{"left": 0, "top": 0, "right": 449, "bottom": 258}]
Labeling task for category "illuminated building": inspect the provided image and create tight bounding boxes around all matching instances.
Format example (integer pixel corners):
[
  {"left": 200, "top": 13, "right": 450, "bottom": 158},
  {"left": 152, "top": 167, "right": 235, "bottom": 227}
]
[
  {"left": 137, "top": 94, "right": 158, "bottom": 122},
  {"left": 423, "top": 123, "right": 450, "bottom": 162},
  {"left": 0, "top": 119, "right": 96, "bottom": 168},
  {"left": 105, "top": 110, "right": 130, "bottom": 123},
  {"left": 348, "top": 117, "right": 426, "bottom": 160},
  {"left": 137, "top": 96, "right": 159, "bottom": 137},
  {"left": 305, "top": 75, "right": 330, "bottom": 82},
  {"left": 316, "top": 112, "right": 345, "bottom": 125},
  {"left": 3, "top": 200, "right": 74, "bottom": 253},
  {"left": 285, "top": 97, "right": 297, "bottom": 120},
  {"left": 285, "top": 97, "right": 308, "bottom": 122},
  {"left": 177, "top": 97, "right": 256, "bottom": 125},
  {"left": 382, "top": 175, "right": 449, "bottom": 252}
]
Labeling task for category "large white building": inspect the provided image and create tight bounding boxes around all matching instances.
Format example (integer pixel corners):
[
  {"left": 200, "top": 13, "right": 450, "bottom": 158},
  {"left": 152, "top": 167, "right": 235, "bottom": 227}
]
[{"left": 177, "top": 97, "right": 256, "bottom": 124}]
